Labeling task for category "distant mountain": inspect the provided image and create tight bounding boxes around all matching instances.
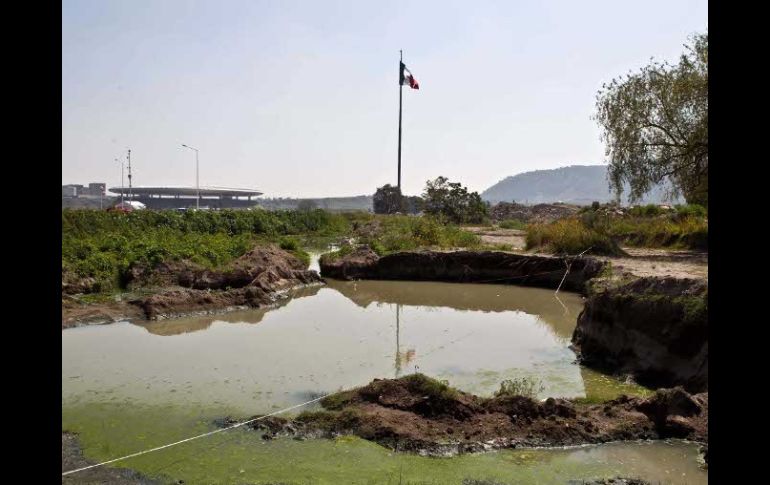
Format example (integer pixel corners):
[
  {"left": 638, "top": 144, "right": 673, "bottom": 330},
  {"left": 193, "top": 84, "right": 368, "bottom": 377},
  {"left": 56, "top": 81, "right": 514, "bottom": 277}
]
[{"left": 481, "top": 165, "right": 682, "bottom": 206}]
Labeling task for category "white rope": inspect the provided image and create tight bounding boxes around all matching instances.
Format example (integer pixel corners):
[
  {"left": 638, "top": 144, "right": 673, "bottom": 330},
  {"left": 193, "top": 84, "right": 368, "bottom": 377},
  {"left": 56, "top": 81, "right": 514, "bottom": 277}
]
[
  {"left": 62, "top": 392, "right": 334, "bottom": 476},
  {"left": 555, "top": 246, "right": 592, "bottom": 295}
]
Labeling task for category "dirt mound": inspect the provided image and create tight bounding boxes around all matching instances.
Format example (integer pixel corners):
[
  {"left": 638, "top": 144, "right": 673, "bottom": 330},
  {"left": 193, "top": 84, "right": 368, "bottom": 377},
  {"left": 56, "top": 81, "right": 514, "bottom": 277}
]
[
  {"left": 319, "top": 246, "right": 379, "bottom": 280},
  {"left": 573, "top": 276, "right": 708, "bottom": 392},
  {"left": 491, "top": 202, "right": 579, "bottom": 224},
  {"left": 235, "top": 375, "right": 707, "bottom": 455},
  {"left": 62, "top": 269, "right": 100, "bottom": 295},
  {"left": 129, "top": 245, "right": 322, "bottom": 319},
  {"left": 320, "top": 248, "right": 606, "bottom": 293}
]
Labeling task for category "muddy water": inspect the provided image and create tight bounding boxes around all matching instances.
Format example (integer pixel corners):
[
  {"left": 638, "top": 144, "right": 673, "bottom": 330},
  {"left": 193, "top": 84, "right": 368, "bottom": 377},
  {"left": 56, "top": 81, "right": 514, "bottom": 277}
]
[{"left": 62, "top": 268, "right": 705, "bottom": 484}]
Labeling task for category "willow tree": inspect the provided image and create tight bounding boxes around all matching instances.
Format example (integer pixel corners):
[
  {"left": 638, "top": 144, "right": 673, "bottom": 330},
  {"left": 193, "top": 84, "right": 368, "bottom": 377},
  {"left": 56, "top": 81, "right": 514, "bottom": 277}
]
[{"left": 595, "top": 33, "right": 708, "bottom": 206}]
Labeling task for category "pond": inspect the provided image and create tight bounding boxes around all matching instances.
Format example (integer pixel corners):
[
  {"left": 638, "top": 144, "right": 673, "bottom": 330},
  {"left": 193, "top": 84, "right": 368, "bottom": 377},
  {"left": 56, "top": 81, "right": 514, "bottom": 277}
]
[{"left": 62, "top": 269, "right": 705, "bottom": 484}]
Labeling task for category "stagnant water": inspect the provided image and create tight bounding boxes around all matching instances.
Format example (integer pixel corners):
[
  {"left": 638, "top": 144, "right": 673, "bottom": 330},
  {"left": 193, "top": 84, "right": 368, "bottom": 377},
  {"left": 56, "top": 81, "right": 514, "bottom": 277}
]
[{"left": 62, "top": 268, "right": 706, "bottom": 484}]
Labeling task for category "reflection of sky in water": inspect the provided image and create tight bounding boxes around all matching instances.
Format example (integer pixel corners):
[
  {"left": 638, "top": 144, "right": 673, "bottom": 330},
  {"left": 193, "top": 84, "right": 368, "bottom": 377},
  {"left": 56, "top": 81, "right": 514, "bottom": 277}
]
[{"left": 63, "top": 280, "right": 588, "bottom": 415}]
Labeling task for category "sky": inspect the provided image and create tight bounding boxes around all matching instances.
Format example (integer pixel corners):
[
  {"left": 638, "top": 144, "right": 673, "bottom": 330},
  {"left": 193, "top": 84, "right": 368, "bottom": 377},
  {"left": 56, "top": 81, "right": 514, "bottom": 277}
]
[{"left": 62, "top": 0, "right": 707, "bottom": 198}]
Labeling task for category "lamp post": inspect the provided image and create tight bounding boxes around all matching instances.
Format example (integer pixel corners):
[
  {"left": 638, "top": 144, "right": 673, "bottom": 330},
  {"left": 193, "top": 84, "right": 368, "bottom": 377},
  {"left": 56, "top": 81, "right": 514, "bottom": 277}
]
[
  {"left": 181, "top": 144, "right": 200, "bottom": 210},
  {"left": 115, "top": 158, "right": 124, "bottom": 204}
]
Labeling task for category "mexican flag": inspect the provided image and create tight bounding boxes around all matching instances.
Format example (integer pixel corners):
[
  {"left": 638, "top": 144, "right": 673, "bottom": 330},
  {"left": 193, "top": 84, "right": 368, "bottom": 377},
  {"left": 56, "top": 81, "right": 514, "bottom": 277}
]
[{"left": 400, "top": 62, "right": 419, "bottom": 89}]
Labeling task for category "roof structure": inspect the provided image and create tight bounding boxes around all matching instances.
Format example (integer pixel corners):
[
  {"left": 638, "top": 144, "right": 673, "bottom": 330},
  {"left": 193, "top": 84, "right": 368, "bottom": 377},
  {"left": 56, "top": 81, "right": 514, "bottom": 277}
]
[{"left": 108, "top": 186, "right": 262, "bottom": 197}]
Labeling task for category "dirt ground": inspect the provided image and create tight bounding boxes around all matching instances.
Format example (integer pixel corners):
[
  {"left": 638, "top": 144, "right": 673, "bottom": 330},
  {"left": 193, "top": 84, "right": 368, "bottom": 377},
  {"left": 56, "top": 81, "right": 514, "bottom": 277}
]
[
  {"left": 465, "top": 226, "right": 527, "bottom": 249},
  {"left": 602, "top": 248, "right": 708, "bottom": 280},
  {"left": 463, "top": 227, "right": 707, "bottom": 281}
]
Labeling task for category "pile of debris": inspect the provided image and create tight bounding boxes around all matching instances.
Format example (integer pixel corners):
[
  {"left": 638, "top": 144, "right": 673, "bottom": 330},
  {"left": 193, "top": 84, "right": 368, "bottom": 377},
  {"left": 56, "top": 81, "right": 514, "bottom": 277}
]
[{"left": 490, "top": 202, "right": 580, "bottom": 224}]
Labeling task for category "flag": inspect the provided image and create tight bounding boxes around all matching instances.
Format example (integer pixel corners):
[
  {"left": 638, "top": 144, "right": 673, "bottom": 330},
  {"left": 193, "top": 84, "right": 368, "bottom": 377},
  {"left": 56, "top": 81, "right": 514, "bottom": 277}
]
[{"left": 400, "top": 62, "right": 419, "bottom": 90}]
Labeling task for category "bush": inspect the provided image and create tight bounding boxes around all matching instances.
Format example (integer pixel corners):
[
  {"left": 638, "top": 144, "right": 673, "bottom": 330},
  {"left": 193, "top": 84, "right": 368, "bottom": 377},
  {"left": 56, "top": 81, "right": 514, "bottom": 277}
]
[
  {"left": 356, "top": 215, "right": 481, "bottom": 254},
  {"left": 628, "top": 204, "right": 665, "bottom": 217},
  {"left": 526, "top": 218, "right": 624, "bottom": 256},
  {"left": 494, "top": 377, "right": 545, "bottom": 399},
  {"left": 674, "top": 203, "right": 707, "bottom": 219},
  {"left": 498, "top": 219, "right": 526, "bottom": 230}
]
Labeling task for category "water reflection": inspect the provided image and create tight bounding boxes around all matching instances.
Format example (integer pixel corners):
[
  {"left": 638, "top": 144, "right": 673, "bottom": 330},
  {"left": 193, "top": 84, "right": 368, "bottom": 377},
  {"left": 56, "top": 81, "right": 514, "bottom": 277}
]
[{"left": 64, "top": 278, "right": 640, "bottom": 415}]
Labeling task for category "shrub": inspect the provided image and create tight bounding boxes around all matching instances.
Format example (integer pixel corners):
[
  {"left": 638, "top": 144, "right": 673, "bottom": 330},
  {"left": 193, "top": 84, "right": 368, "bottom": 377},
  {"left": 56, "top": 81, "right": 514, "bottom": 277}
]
[
  {"left": 494, "top": 377, "right": 545, "bottom": 399},
  {"left": 498, "top": 219, "right": 526, "bottom": 230},
  {"left": 525, "top": 218, "right": 624, "bottom": 256}
]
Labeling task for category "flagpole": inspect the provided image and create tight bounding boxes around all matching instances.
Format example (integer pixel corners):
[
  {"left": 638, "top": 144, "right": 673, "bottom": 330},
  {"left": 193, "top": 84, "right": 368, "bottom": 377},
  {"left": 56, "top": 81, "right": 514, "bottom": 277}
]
[{"left": 397, "top": 50, "right": 403, "bottom": 193}]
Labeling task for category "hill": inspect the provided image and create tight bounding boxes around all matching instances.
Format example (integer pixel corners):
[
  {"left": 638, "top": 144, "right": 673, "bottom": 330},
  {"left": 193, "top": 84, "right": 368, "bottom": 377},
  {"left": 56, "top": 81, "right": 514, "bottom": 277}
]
[{"left": 481, "top": 165, "right": 682, "bottom": 206}]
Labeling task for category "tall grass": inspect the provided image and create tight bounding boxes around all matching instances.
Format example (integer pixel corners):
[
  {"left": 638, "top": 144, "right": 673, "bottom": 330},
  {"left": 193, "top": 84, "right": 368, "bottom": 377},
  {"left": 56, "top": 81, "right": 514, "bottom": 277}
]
[
  {"left": 358, "top": 215, "right": 481, "bottom": 255},
  {"left": 526, "top": 218, "right": 624, "bottom": 255},
  {"left": 526, "top": 211, "right": 708, "bottom": 255}
]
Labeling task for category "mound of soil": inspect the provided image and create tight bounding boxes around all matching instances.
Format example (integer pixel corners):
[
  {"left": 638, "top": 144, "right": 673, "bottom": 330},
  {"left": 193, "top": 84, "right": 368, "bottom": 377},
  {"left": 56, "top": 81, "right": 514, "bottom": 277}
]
[
  {"left": 320, "top": 248, "right": 605, "bottom": 293},
  {"left": 233, "top": 375, "right": 707, "bottom": 455},
  {"left": 573, "top": 276, "right": 708, "bottom": 392},
  {"left": 129, "top": 245, "right": 322, "bottom": 320},
  {"left": 490, "top": 202, "right": 580, "bottom": 224}
]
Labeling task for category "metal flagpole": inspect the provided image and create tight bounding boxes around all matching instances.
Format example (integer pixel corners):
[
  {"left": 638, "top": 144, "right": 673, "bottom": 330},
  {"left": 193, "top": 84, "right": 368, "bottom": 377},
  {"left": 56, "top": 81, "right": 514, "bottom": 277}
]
[
  {"left": 398, "top": 50, "right": 403, "bottom": 192},
  {"left": 127, "top": 149, "right": 133, "bottom": 201}
]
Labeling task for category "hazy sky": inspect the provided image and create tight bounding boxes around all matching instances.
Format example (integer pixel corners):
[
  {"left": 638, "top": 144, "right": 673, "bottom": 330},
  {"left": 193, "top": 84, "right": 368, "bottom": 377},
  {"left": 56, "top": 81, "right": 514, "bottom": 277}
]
[{"left": 62, "top": 0, "right": 707, "bottom": 197}]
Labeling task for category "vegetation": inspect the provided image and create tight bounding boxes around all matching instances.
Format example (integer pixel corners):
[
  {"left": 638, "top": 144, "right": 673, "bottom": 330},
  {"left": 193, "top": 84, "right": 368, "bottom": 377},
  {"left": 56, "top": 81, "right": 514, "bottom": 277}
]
[
  {"left": 401, "top": 373, "right": 459, "bottom": 400},
  {"left": 498, "top": 219, "right": 526, "bottom": 230},
  {"left": 422, "top": 176, "right": 489, "bottom": 224},
  {"left": 373, "top": 184, "right": 422, "bottom": 214},
  {"left": 62, "top": 209, "right": 352, "bottom": 292},
  {"left": 373, "top": 184, "right": 404, "bottom": 214},
  {"left": 526, "top": 218, "right": 625, "bottom": 256},
  {"left": 527, "top": 203, "right": 707, "bottom": 255},
  {"left": 595, "top": 32, "right": 708, "bottom": 205},
  {"left": 494, "top": 377, "right": 546, "bottom": 400},
  {"left": 355, "top": 215, "right": 481, "bottom": 255}
]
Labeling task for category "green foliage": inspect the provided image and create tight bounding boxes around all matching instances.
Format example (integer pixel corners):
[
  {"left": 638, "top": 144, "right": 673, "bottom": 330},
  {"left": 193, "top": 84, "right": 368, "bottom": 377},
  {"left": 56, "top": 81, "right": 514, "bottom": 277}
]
[
  {"left": 498, "top": 219, "right": 526, "bottom": 230},
  {"left": 595, "top": 32, "right": 708, "bottom": 205},
  {"left": 526, "top": 218, "right": 624, "bottom": 256},
  {"left": 357, "top": 215, "right": 481, "bottom": 253},
  {"left": 278, "top": 236, "right": 300, "bottom": 251},
  {"left": 627, "top": 204, "right": 666, "bottom": 218},
  {"left": 373, "top": 184, "right": 402, "bottom": 214},
  {"left": 401, "top": 373, "right": 458, "bottom": 400},
  {"left": 62, "top": 209, "right": 351, "bottom": 291},
  {"left": 494, "top": 377, "right": 545, "bottom": 400},
  {"left": 422, "top": 176, "right": 489, "bottom": 224},
  {"left": 674, "top": 203, "right": 707, "bottom": 219},
  {"left": 527, "top": 205, "right": 708, "bottom": 253}
]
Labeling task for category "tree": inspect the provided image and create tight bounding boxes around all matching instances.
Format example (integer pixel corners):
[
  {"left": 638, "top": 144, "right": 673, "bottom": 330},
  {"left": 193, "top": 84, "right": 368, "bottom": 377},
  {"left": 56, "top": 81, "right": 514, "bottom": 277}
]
[
  {"left": 373, "top": 185, "right": 404, "bottom": 214},
  {"left": 422, "top": 176, "right": 488, "bottom": 224},
  {"left": 595, "top": 32, "right": 708, "bottom": 206}
]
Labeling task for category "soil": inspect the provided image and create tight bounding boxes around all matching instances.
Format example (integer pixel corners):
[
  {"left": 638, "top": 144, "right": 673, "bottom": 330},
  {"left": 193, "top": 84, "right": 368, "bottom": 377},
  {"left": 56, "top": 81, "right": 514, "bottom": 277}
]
[
  {"left": 230, "top": 375, "right": 707, "bottom": 456},
  {"left": 320, "top": 247, "right": 606, "bottom": 293},
  {"left": 464, "top": 227, "right": 527, "bottom": 249},
  {"left": 62, "top": 244, "right": 322, "bottom": 326},
  {"left": 62, "top": 432, "right": 160, "bottom": 485},
  {"left": 601, "top": 248, "right": 708, "bottom": 280},
  {"left": 573, "top": 276, "right": 708, "bottom": 392}
]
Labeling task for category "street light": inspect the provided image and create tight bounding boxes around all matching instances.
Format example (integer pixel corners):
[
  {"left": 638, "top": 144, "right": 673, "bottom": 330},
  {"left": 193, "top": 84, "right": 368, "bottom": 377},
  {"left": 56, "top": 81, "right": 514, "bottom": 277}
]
[
  {"left": 181, "top": 144, "right": 200, "bottom": 210},
  {"left": 115, "top": 158, "right": 124, "bottom": 204}
]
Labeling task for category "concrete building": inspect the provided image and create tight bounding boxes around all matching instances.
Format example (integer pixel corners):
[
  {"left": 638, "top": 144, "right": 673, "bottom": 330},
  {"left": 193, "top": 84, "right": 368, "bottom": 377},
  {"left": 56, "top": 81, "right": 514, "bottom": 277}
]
[
  {"left": 62, "top": 182, "right": 107, "bottom": 198},
  {"left": 108, "top": 186, "right": 263, "bottom": 209}
]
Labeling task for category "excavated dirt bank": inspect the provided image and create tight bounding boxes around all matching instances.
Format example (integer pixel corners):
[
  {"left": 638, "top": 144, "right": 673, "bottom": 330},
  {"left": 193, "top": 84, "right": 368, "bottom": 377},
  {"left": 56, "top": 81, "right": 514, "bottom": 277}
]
[
  {"left": 62, "top": 244, "right": 322, "bottom": 325},
  {"left": 227, "top": 375, "right": 707, "bottom": 456},
  {"left": 573, "top": 276, "right": 708, "bottom": 393},
  {"left": 320, "top": 247, "right": 606, "bottom": 293}
]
